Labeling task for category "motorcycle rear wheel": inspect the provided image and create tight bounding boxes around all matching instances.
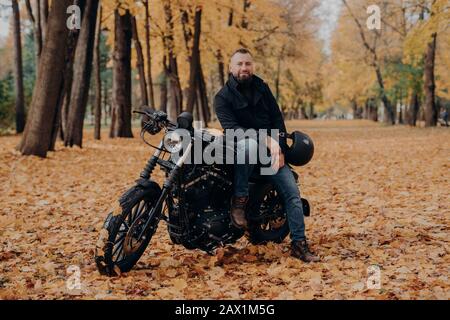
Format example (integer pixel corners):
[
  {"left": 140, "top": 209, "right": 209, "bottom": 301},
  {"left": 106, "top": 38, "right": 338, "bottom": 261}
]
[{"left": 247, "top": 184, "right": 290, "bottom": 245}]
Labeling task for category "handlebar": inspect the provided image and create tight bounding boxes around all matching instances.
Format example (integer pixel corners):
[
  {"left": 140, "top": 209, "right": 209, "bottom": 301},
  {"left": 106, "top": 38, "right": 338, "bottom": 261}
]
[
  {"left": 133, "top": 107, "right": 177, "bottom": 134},
  {"left": 134, "top": 107, "right": 293, "bottom": 140}
]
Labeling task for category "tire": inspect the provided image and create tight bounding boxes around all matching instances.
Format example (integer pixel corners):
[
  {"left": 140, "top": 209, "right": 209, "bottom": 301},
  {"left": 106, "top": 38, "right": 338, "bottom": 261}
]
[
  {"left": 95, "top": 182, "right": 162, "bottom": 276},
  {"left": 247, "top": 183, "right": 290, "bottom": 245}
]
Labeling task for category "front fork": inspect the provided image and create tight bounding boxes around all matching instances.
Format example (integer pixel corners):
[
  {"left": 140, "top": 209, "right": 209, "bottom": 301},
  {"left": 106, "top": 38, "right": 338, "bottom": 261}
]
[
  {"left": 136, "top": 140, "right": 193, "bottom": 241},
  {"left": 139, "top": 141, "right": 164, "bottom": 180}
]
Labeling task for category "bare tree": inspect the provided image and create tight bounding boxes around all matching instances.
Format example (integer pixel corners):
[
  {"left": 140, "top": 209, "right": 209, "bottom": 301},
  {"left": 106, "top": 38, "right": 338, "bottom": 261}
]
[
  {"left": 24, "top": 0, "right": 43, "bottom": 72},
  {"left": 131, "top": 15, "right": 149, "bottom": 107},
  {"left": 111, "top": 8, "right": 133, "bottom": 138},
  {"left": 11, "top": 0, "right": 25, "bottom": 133},
  {"left": 143, "top": 0, "right": 156, "bottom": 109},
  {"left": 19, "top": 0, "right": 74, "bottom": 157},
  {"left": 94, "top": 4, "right": 102, "bottom": 140},
  {"left": 185, "top": 7, "right": 202, "bottom": 114},
  {"left": 64, "top": 0, "right": 100, "bottom": 147},
  {"left": 56, "top": 0, "right": 87, "bottom": 144},
  {"left": 40, "top": 0, "right": 49, "bottom": 41},
  {"left": 424, "top": 31, "right": 438, "bottom": 127},
  {"left": 162, "top": 0, "right": 183, "bottom": 121},
  {"left": 342, "top": 0, "right": 395, "bottom": 124}
]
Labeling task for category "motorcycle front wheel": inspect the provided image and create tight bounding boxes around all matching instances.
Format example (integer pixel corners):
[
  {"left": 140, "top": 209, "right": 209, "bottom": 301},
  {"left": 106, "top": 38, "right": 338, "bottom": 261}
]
[{"left": 95, "top": 183, "right": 162, "bottom": 276}]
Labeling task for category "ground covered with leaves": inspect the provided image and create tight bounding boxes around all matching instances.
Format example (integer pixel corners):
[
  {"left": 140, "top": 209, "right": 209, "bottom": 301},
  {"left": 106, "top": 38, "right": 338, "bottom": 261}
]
[{"left": 0, "top": 120, "right": 448, "bottom": 300}]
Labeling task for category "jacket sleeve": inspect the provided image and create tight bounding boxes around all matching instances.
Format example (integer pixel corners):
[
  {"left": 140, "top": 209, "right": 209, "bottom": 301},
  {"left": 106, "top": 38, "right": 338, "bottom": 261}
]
[
  {"left": 214, "top": 94, "right": 246, "bottom": 131},
  {"left": 264, "top": 84, "right": 288, "bottom": 153}
]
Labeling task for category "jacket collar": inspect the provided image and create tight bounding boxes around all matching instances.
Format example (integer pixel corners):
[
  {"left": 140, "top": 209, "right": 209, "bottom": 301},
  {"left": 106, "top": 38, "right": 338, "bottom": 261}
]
[{"left": 227, "top": 74, "right": 264, "bottom": 110}]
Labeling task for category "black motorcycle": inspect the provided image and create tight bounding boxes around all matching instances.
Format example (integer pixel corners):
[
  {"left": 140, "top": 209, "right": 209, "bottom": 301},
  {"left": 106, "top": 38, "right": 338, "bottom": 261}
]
[{"left": 95, "top": 108, "right": 310, "bottom": 276}]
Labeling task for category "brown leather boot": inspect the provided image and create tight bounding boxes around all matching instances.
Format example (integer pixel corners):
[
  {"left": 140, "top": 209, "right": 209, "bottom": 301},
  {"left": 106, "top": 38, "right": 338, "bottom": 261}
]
[
  {"left": 230, "top": 196, "right": 249, "bottom": 229},
  {"left": 291, "top": 239, "right": 320, "bottom": 263}
]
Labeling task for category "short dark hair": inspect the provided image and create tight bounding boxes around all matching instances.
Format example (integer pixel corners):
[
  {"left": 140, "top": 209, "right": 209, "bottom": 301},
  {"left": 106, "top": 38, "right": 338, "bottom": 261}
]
[{"left": 230, "top": 48, "right": 252, "bottom": 59}]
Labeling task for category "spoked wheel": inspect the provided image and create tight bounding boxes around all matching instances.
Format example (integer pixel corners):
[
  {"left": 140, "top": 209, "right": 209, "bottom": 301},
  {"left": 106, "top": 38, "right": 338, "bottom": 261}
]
[
  {"left": 95, "top": 183, "right": 162, "bottom": 276},
  {"left": 117, "top": 200, "right": 150, "bottom": 258},
  {"left": 247, "top": 184, "right": 290, "bottom": 245}
]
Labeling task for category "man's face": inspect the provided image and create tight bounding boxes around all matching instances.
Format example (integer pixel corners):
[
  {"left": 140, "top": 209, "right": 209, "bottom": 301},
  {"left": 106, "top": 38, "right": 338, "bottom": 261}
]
[{"left": 229, "top": 53, "right": 254, "bottom": 82}]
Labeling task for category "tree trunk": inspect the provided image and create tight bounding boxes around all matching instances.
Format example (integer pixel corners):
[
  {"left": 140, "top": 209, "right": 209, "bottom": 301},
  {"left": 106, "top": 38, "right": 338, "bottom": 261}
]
[
  {"left": 198, "top": 63, "right": 210, "bottom": 125},
  {"left": 109, "top": 107, "right": 116, "bottom": 138},
  {"left": 216, "top": 49, "right": 225, "bottom": 87},
  {"left": 64, "top": 0, "right": 99, "bottom": 147},
  {"left": 34, "top": 0, "right": 42, "bottom": 66},
  {"left": 398, "top": 105, "right": 403, "bottom": 124},
  {"left": 12, "top": 0, "right": 25, "bottom": 134},
  {"left": 407, "top": 92, "right": 419, "bottom": 126},
  {"left": 370, "top": 107, "right": 378, "bottom": 122},
  {"left": 144, "top": 0, "right": 156, "bottom": 109},
  {"left": 404, "top": 98, "right": 410, "bottom": 125},
  {"left": 275, "top": 48, "right": 285, "bottom": 102},
  {"left": 40, "top": 0, "right": 49, "bottom": 41},
  {"left": 300, "top": 105, "right": 308, "bottom": 119},
  {"left": 39, "top": 0, "right": 77, "bottom": 151},
  {"left": 94, "top": 4, "right": 102, "bottom": 140},
  {"left": 131, "top": 16, "right": 149, "bottom": 108},
  {"left": 309, "top": 103, "right": 315, "bottom": 119},
  {"left": 369, "top": 100, "right": 378, "bottom": 122},
  {"left": 363, "top": 99, "right": 369, "bottom": 119},
  {"left": 419, "top": 105, "right": 425, "bottom": 122},
  {"left": 103, "top": 82, "right": 108, "bottom": 126},
  {"left": 57, "top": 0, "right": 85, "bottom": 144},
  {"left": 186, "top": 7, "right": 202, "bottom": 114},
  {"left": 18, "top": 0, "right": 73, "bottom": 157},
  {"left": 275, "top": 58, "right": 281, "bottom": 102},
  {"left": 50, "top": 0, "right": 86, "bottom": 147},
  {"left": 160, "top": 71, "right": 168, "bottom": 112},
  {"left": 228, "top": 8, "right": 234, "bottom": 26},
  {"left": 111, "top": 9, "right": 133, "bottom": 138},
  {"left": 57, "top": 33, "right": 83, "bottom": 143},
  {"left": 424, "top": 32, "right": 437, "bottom": 127},
  {"left": 193, "top": 95, "right": 200, "bottom": 124},
  {"left": 342, "top": 0, "right": 394, "bottom": 125},
  {"left": 163, "top": 0, "right": 182, "bottom": 120},
  {"left": 375, "top": 67, "right": 395, "bottom": 125},
  {"left": 166, "top": 75, "right": 178, "bottom": 121},
  {"left": 60, "top": 87, "right": 71, "bottom": 141},
  {"left": 241, "top": 0, "right": 251, "bottom": 28},
  {"left": 24, "top": 0, "right": 42, "bottom": 76},
  {"left": 351, "top": 100, "right": 358, "bottom": 119}
]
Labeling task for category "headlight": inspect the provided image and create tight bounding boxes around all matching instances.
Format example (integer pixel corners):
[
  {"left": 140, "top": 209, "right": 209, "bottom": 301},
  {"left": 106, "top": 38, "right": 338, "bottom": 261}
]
[{"left": 163, "top": 131, "right": 183, "bottom": 153}]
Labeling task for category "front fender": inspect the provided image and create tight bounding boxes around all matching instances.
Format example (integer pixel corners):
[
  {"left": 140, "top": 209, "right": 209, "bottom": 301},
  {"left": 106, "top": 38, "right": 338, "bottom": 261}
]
[
  {"left": 117, "top": 179, "right": 162, "bottom": 209},
  {"left": 135, "top": 178, "right": 160, "bottom": 189}
]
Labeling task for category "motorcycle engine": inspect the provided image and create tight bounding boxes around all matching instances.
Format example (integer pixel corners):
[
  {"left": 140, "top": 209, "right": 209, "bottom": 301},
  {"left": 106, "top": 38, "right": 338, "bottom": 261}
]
[{"left": 180, "top": 168, "right": 244, "bottom": 251}]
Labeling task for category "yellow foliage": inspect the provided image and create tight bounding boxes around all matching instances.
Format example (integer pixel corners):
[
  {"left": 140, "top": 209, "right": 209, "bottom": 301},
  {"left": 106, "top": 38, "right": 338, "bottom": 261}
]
[
  {"left": 99, "top": 0, "right": 322, "bottom": 111},
  {"left": 403, "top": 0, "right": 450, "bottom": 63},
  {"left": 324, "top": 0, "right": 449, "bottom": 110}
]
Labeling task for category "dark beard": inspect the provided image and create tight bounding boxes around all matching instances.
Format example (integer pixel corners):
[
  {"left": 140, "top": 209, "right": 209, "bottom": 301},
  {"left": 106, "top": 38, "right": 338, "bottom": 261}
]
[{"left": 235, "top": 74, "right": 254, "bottom": 86}]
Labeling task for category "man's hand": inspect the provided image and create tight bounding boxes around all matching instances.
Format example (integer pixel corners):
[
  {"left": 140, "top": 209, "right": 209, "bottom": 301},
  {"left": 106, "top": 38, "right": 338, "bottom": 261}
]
[
  {"left": 266, "top": 136, "right": 285, "bottom": 171},
  {"left": 271, "top": 148, "right": 285, "bottom": 171}
]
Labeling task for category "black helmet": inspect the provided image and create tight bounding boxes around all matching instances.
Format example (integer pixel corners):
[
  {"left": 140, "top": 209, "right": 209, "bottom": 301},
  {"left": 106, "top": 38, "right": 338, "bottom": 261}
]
[{"left": 284, "top": 131, "right": 314, "bottom": 166}]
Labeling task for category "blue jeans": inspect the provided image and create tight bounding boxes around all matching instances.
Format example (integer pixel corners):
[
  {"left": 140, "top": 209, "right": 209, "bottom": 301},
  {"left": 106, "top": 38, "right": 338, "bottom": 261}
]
[{"left": 234, "top": 138, "right": 306, "bottom": 242}]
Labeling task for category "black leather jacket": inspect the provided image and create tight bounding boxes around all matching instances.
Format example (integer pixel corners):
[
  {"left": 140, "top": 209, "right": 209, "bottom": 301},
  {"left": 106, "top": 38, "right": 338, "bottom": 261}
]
[{"left": 214, "top": 74, "right": 288, "bottom": 152}]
